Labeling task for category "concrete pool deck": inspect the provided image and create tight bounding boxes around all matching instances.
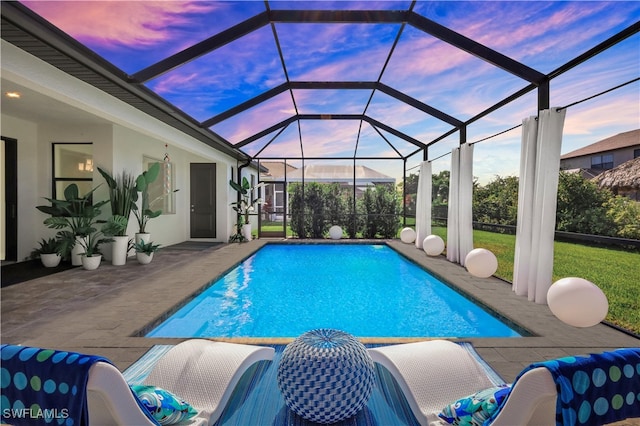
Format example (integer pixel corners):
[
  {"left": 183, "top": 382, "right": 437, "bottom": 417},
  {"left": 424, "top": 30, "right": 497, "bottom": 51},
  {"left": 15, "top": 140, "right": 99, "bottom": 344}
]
[{"left": 1, "top": 239, "right": 638, "bottom": 383}]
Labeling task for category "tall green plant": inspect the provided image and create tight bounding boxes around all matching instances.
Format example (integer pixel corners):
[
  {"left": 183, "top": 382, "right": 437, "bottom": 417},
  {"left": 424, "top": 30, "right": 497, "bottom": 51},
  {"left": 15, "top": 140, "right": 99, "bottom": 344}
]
[
  {"left": 36, "top": 184, "right": 108, "bottom": 256},
  {"left": 289, "top": 183, "right": 306, "bottom": 238},
  {"left": 229, "top": 176, "right": 264, "bottom": 225},
  {"left": 98, "top": 167, "right": 136, "bottom": 236},
  {"left": 359, "top": 185, "right": 400, "bottom": 238},
  {"left": 132, "top": 162, "right": 161, "bottom": 234}
]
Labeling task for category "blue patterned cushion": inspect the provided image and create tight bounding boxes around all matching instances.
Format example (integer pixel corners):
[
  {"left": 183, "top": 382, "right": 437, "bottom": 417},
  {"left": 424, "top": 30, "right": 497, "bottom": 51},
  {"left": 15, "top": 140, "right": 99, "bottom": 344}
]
[
  {"left": 438, "top": 385, "right": 511, "bottom": 425},
  {"left": 131, "top": 385, "right": 197, "bottom": 425}
]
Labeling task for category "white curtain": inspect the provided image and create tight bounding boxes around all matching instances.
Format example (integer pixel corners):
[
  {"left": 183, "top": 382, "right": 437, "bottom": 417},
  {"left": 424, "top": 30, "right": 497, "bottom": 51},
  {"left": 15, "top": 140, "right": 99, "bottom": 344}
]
[
  {"left": 447, "top": 148, "right": 460, "bottom": 263},
  {"left": 415, "top": 161, "right": 432, "bottom": 249},
  {"left": 446, "top": 143, "right": 474, "bottom": 265},
  {"left": 513, "top": 108, "right": 567, "bottom": 304}
]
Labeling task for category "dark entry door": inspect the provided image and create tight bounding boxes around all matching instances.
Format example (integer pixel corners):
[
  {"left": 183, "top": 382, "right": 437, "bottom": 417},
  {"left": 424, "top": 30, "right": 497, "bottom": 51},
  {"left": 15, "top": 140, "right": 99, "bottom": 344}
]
[
  {"left": 2, "top": 137, "right": 17, "bottom": 261},
  {"left": 190, "top": 163, "right": 216, "bottom": 238}
]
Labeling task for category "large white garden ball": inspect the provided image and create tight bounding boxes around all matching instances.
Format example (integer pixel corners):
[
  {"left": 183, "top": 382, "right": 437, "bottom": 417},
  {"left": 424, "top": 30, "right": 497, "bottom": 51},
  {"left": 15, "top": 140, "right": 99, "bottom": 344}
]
[
  {"left": 400, "top": 227, "right": 416, "bottom": 244},
  {"left": 547, "top": 277, "right": 608, "bottom": 328},
  {"left": 329, "top": 225, "right": 343, "bottom": 240},
  {"left": 465, "top": 248, "right": 498, "bottom": 278},
  {"left": 423, "top": 235, "right": 445, "bottom": 256}
]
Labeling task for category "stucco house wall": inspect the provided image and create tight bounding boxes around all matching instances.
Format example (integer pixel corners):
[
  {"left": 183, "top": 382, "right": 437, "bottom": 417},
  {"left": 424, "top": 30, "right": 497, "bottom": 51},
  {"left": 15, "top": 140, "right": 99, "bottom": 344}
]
[{"left": 1, "top": 40, "right": 252, "bottom": 262}]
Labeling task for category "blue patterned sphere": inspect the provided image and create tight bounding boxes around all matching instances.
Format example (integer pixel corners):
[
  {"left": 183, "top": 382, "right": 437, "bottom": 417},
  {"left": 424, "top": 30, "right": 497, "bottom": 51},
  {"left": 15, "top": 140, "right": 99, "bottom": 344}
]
[{"left": 277, "top": 329, "right": 375, "bottom": 424}]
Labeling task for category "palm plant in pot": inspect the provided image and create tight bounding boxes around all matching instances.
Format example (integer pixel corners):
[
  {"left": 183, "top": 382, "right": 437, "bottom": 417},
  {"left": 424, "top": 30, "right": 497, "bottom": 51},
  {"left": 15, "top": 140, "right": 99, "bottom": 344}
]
[
  {"left": 229, "top": 177, "right": 264, "bottom": 242},
  {"left": 29, "top": 237, "right": 63, "bottom": 268},
  {"left": 98, "top": 167, "right": 136, "bottom": 265},
  {"left": 133, "top": 240, "right": 160, "bottom": 265},
  {"left": 78, "top": 229, "right": 112, "bottom": 270},
  {"left": 36, "top": 184, "right": 108, "bottom": 266}
]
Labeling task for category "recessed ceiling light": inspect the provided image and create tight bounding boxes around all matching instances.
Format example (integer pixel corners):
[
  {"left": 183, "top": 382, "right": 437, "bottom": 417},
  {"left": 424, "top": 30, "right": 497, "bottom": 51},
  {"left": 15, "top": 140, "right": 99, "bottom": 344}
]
[{"left": 5, "top": 91, "right": 21, "bottom": 99}]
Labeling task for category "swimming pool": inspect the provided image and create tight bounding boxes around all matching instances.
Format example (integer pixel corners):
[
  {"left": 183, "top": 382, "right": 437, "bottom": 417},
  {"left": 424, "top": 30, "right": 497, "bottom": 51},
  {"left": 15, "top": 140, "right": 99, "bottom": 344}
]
[{"left": 146, "top": 244, "right": 523, "bottom": 339}]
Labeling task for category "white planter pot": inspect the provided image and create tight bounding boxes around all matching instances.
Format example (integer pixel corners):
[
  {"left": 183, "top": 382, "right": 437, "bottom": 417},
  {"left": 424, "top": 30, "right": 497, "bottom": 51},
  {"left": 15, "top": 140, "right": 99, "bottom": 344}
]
[
  {"left": 135, "top": 233, "right": 151, "bottom": 244},
  {"left": 71, "top": 236, "right": 86, "bottom": 266},
  {"left": 136, "top": 252, "right": 154, "bottom": 265},
  {"left": 111, "top": 236, "right": 129, "bottom": 266},
  {"left": 81, "top": 254, "right": 102, "bottom": 271},
  {"left": 242, "top": 224, "right": 252, "bottom": 241},
  {"left": 40, "top": 253, "right": 61, "bottom": 268}
]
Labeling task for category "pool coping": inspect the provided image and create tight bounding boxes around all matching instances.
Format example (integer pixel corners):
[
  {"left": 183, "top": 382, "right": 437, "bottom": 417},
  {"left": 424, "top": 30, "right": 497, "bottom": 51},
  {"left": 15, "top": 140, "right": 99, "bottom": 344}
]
[{"left": 1, "top": 238, "right": 638, "bottom": 382}]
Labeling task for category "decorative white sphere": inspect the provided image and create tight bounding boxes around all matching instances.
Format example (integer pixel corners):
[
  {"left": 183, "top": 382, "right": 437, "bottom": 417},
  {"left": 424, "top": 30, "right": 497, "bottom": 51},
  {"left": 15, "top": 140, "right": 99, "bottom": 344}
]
[
  {"left": 400, "top": 227, "right": 416, "bottom": 244},
  {"left": 547, "top": 277, "right": 608, "bottom": 328},
  {"left": 423, "top": 235, "right": 445, "bottom": 256},
  {"left": 329, "top": 225, "right": 343, "bottom": 240},
  {"left": 465, "top": 248, "right": 498, "bottom": 278}
]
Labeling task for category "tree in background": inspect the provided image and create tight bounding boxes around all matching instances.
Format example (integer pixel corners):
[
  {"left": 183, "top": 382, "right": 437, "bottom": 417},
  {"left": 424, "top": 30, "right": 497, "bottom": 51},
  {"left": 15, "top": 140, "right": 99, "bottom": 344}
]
[
  {"left": 556, "top": 172, "right": 617, "bottom": 236},
  {"left": 473, "top": 176, "right": 519, "bottom": 225},
  {"left": 360, "top": 184, "right": 400, "bottom": 238}
]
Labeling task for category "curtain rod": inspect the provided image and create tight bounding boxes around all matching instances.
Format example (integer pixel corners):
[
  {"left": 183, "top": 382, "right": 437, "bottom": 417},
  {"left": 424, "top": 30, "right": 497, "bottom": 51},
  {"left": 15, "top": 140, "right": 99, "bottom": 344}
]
[
  {"left": 465, "top": 77, "right": 639, "bottom": 147},
  {"left": 408, "top": 77, "right": 638, "bottom": 173}
]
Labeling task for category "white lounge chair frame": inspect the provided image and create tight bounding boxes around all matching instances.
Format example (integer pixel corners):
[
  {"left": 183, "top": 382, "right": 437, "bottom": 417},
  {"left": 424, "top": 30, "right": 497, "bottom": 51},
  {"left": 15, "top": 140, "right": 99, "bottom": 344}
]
[
  {"left": 87, "top": 340, "right": 275, "bottom": 426},
  {"left": 368, "top": 340, "right": 555, "bottom": 426}
]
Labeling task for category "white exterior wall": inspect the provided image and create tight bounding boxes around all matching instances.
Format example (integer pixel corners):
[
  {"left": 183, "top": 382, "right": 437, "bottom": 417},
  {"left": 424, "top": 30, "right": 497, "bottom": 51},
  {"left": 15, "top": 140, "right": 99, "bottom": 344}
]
[{"left": 1, "top": 40, "right": 245, "bottom": 262}]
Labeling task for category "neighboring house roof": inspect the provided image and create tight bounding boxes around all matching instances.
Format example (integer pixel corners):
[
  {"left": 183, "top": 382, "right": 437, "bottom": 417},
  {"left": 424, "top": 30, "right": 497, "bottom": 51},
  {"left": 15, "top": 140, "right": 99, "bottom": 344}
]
[
  {"left": 260, "top": 161, "right": 298, "bottom": 180},
  {"left": 593, "top": 157, "right": 640, "bottom": 190},
  {"left": 561, "top": 129, "right": 640, "bottom": 159},
  {"left": 286, "top": 165, "right": 395, "bottom": 184}
]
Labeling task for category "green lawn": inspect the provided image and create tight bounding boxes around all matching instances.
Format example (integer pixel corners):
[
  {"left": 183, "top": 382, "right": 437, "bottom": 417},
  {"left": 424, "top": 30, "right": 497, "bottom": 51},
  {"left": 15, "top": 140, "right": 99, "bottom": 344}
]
[{"left": 431, "top": 227, "right": 640, "bottom": 335}]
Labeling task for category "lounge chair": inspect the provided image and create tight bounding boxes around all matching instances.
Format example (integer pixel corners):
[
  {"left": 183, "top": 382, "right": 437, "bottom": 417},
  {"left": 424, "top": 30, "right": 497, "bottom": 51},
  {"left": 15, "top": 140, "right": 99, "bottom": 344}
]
[
  {"left": 2, "top": 340, "right": 274, "bottom": 426},
  {"left": 368, "top": 340, "right": 640, "bottom": 426}
]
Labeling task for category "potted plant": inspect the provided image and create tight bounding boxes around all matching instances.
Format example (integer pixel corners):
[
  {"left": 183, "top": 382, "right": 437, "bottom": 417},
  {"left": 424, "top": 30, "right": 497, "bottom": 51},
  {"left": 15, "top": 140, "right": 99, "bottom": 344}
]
[
  {"left": 229, "top": 177, "right": 264, "bottom": 242},
  {"left": 36, "top": 183, "right": 108, "bottom": 266},
  {"left": 132, "top": 162, "right": 161, "bottom": 244},
  {"left": 132, "top": 162, "right": 179, "bottom": 244},
  {"left": 30, "top": 237, "right": 62, "bottom": 268},
  {"left": 78, "top": 230, "right": 112, "bottom": 270},
  {"left": 133, "top": 240, "right": 160, "bottom": 265},
  {"left": 98, "top": 167, "right": 136, "bottom": 265}
]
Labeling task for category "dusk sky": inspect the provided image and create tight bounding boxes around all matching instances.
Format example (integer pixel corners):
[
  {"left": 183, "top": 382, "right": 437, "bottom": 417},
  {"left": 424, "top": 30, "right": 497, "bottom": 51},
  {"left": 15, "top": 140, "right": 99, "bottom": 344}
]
[{"left": 22, "top": 1, "right": 640, "bottom": 183}]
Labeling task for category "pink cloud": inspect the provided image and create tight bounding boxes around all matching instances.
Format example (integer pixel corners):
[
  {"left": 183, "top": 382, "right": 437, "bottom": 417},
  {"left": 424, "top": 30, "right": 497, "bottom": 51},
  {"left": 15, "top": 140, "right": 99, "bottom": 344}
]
[{"left": 22, "top": 1, "right": 221, "bottom": 47}]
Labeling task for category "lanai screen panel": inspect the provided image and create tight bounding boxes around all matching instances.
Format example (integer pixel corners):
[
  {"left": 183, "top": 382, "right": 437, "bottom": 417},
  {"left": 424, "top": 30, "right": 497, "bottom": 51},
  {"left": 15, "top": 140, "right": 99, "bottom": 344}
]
[
  {"left": 212, "top": 92, "right": 296, "bottom": 144},
  {"left": 20, "top": 1, "right": 266, "bottom": 74},
  {"left": 17, "top": 1, "right": 640, "bottom": 165},
  {"left": 366, "top": 91, "right": 455, "bottom": 143},
  {"left": 413, "top": 1, "right": 640, "bottom": 74},
  {"left": 381, "top": 25, "right": 527, "bottom": 122},
  {"left": 146, "top": 25, "right": 287, "bottom": 122},
  {"left": 294, "top": 90, "right": 373, "bottom": 115},
  {"left": 276, "top": 22, "right": 402, "bottom": 81}
]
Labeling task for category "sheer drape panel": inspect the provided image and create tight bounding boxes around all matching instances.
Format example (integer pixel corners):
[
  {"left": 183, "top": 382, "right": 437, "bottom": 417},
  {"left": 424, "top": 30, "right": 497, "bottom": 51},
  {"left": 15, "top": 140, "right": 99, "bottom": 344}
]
[
  {"left": 459, "top": 143, "right": 474, "bottom": 266},
  {"left": 446, "top": 148, "right": 460, "bottom": 263},
  {"left": 446, "top": 144, "right": 474, "bottom": 265},
  {"left": 513, "top": 117, "right": 538, "bottom": 297},
  {"left": 512, "top": 109, "right": 566, "bottom": 304},
  {"left": 415, "top": 161, "right": 432, "bottom": 249}
]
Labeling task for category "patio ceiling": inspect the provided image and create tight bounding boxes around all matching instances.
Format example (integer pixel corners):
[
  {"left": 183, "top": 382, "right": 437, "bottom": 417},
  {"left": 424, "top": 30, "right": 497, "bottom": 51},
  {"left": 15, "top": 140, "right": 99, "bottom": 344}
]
[{"left": 3, "top": 1, "right": 639, "bottom": 163}]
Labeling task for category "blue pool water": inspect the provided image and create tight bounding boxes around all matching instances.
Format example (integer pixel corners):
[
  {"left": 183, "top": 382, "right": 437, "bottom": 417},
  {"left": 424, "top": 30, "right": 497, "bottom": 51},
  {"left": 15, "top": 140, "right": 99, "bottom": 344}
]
[{"left": 147, "top": 244, "right": 522, "bottom": 338}]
